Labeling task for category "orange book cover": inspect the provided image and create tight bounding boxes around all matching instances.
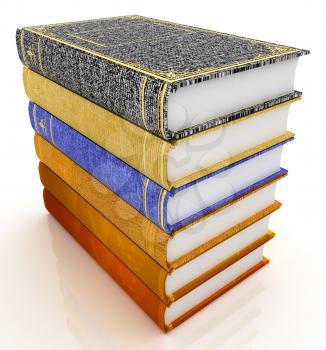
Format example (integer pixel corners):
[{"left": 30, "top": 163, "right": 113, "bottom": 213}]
[
  {"left": 44, "top": 188, "right": 269, "bottom": 332},
  {"left": 40, "top": 161, "right": 274, "bottom": 303},
  {"left": 36, "top": 136, "right": 284, "bottom": 272}
]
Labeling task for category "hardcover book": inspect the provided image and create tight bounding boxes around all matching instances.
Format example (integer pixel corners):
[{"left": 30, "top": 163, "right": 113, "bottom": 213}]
[
  {"left": 41, "top": 162, "right": 275, "bottom": 303},
  {"left": 37, "top": 139, "right": 284, "bottom": 269},
  {"left": 44, "top": 188, "right": 270, "bottom": 332},
  {"left": 30, "top": 104, "right": 292, "bottom": 233},
  {"left": 24, "top": 67, "right": 300, "bottom": 189},
  {"left": 17, "top": 15, "right": 309, "bottom": 140}
]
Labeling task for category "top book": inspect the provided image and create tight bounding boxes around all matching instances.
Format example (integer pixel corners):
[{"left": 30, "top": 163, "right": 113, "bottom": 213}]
[{"left": 16, "top": 15, "right": 309, "bottom": 140}]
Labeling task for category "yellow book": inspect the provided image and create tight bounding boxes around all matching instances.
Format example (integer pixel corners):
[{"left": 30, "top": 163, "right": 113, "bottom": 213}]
[{"left": 24, "top": 67, "right": 299, "bottom": 190}]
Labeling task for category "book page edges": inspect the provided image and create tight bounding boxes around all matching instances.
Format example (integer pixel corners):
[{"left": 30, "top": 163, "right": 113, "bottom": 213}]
[
  {"left": 25, "top": 68, "right": 296, "bottom": 191},
  {"left": 166, "top": 257, "right": 269, "bottom": 332},
  {"left": 35, "top": 134, "right": 285, "bottom": 272}
]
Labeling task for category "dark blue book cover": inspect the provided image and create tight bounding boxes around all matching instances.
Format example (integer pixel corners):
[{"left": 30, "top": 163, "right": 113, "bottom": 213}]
[{"left": 29, "top": 102, "right": 290, "bottom": 233}]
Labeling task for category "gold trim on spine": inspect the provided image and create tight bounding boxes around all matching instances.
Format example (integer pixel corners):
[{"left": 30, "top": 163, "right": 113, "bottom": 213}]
[
  {"left": 159, "top": 190, "right": 168, "bottom": 231},
  {"left": 157, "top": 188, "right": 164, "bottom": 228},
  {"left": 143, "top": 178, "right": 149, "bottom": 218},
  {"left": 49, "top": 115, "right": 55, "bottom": 145},
  {"left": 37, "top": 36, "right": 45, "bottom": 75},
  {"left": 20, "top": 29, "right": 28, "bottom": 66},
  {"left": 32, "top": 104, "right": 38, "bottom": 132},
  {"left": 140, "top": 76, "right": 148, "bottom": 129}
]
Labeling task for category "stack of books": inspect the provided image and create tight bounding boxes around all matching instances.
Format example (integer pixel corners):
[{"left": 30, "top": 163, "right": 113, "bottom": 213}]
[{"left": 16, "top": 15, "right": 309, "bottom": 332}]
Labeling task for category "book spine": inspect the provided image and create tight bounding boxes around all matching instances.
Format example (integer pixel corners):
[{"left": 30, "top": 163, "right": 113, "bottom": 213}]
[
  {"left": 29, "top": 102, "right": 170, "bottom": 232},
  {"left": 16, "top": 28, "right": 171, "bottom": 139},
  {"left": 23, "top": 68, "right": 171, "bottom": 189},
  {"left": 43, "top": 189, "right": 166, "bottom": 331},
  {"left": 39, "top": 162, "right": 170, "bottom": 303},
  {"left": 35, "top": 135, "right": 169, "bottom": 268}
]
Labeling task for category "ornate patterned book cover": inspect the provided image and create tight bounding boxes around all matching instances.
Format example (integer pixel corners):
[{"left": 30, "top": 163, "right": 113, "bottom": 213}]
[
  {"left": 30, "top": 103, "right": 291, "bottom": 232},
  {"left": 44, "top": 187, "right": 269, "bottom": 332},
  {"left": 24, "top": 67, "right": 301, "bottom": 189},
  {"left": 41, "top": 167, "right": 274, "bottom": 304},
  {"left": 37, "top": 137, "right": 284, "bottom": 270},
  {"left": 16, "top": 15, "right": 309, "bottom": 140}
]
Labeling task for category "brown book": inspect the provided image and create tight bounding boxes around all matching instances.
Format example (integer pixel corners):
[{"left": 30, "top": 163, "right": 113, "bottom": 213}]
[
  {"left": 40, "top": 161, "right": 275, "bottom": 303},
  {"left": 44, "top": 188, "right": 269, "bottom": 332},
  {"left": 36, "top": 135, "right": 284, "bottom": 272}
]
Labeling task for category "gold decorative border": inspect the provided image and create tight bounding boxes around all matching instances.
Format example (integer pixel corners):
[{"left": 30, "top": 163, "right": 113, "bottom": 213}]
[
  {"left": 139, "top": 75, "right": 148, "bottom": 128},
  {"left": 23, "top": 15, "right": 306, "bottom": 83}
]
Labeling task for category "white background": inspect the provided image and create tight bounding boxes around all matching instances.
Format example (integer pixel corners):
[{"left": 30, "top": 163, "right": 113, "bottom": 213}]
[{"left": 1, "top": 1, "right": 325, "bottom": 349}]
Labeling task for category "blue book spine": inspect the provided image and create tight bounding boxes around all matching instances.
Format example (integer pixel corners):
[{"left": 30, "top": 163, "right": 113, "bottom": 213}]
[{"left": 29, "top": 102, "right": 291, "bottom": 233}]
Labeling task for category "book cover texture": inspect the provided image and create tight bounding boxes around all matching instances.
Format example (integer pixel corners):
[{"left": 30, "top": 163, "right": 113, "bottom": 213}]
[
  {"left": 44, "top": 187, "right": 269, "bottom": 332},
  {"left": 17, "top": 15, "right": 309, "bottom": 139},
  {"left": 38, "top": 143, "right": 282, "bottom": 269},
  {"left": 24, "top": 67, "right": 301, "bottom": 189},
  {"left": 31, "top": 106, "right": 290, "bottom": 233},
  {"left": 41, "top": 164, "right": 274, "bottom": 304},
  {"left": 30, "top": 102, "right": 291, "bottom": 232}
]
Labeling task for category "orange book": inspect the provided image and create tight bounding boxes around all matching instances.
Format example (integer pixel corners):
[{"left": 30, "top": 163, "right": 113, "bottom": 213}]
[
  {"left": 44, "top": 188, "right": 269, "bottom": 332},
  {"left": 40, "top": 162, "right": 274, "bottom": 303},
  {"left": 36, "top": 136, "right": 283, "bottom": 272}
]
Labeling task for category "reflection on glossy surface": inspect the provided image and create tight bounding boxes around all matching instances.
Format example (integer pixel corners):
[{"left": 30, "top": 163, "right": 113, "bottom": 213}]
[{"left": 48, "top": 214, "right": 265, "bottom": 350}]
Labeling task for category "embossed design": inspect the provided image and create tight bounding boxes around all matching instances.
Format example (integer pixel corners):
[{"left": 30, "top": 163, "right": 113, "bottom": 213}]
[
  {"left": 39, "top": 118, "right": 47, "bottom": 136},
  {"left": 27, "top": 46, "right": 36, "bottom": 65},
  {"left": 23, "top": 15, "right": 309, "bottom": 83}
]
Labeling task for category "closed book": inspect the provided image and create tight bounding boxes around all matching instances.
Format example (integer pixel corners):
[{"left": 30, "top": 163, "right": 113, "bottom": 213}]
[
  {"left": 41, "top": 161, "right": 274, "bottom": 303},
  {"left": 17, "top": 15, "right": 308, "bottom": 140},
  {"left": 30, "top": 104, "right": 292, "bottom": 232},
  {"left": 44, "top": 188, "right": 270, "bottom": 331},
  {"left": 37, "top": 138, "right": 284, "bottom": 270},
  {"left": 24, "top": 67, "right": 300, "bottom": 189}
]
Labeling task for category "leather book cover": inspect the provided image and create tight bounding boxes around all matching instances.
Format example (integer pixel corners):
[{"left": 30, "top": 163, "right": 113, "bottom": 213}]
[
  {"left": 30, "top": 104, "right": 291, "bottom": 232},
  {"left": 40, "top": 160, "right": 274, "bottom": 303},
  {"left": 24, "top": 67, "right": 301, "bottom": 189},
  {"left": 44, "top": 188, "right": 269, "bottom": 332},
  {"left": 36, "top": 137, "right": 285, "bottom": 270},
  {"left": 16, "top": 15, "right": 308, "bottom": 139}
]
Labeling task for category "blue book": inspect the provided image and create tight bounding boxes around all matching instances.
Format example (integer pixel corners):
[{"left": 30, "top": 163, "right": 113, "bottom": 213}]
[{"left": 29, "top": 102, "right": 291, "bottom": 233}]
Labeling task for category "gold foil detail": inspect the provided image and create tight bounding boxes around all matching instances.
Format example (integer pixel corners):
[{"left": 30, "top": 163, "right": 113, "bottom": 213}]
[
  {"left": 49, "top": 115, "right": 55, "bottom": 144},
  {"left": 23, "top": 15, "right": 305, "bottom": 83},
  {"left": 20, "top": 29, "right": 28, "bottom": 66},
  {"left": 37, "top": 36, "right": 45, "bottom": 75},
  {"left": 140, "top": 76, "right": 148, "bottom": 129}
]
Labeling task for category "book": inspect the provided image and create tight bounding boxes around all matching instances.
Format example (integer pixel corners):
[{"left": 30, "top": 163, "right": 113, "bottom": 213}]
[
  {"left": 44, "top": 188, "right": 269, "bottom": 332},
  {"left": 37, "top": 140, "right": 284, "bottom": 269},
  {"left": 17, "top": 15, "right": 309, "bottom": 140},
  {"left": 24, "top": 67, "right": 301, "bottom": 189},
  {"left": 30, "top": 104, "right": 292, "bottom": 232},
  {"left": 41, "top": 163, "right": 274, "bottom": 303}
]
